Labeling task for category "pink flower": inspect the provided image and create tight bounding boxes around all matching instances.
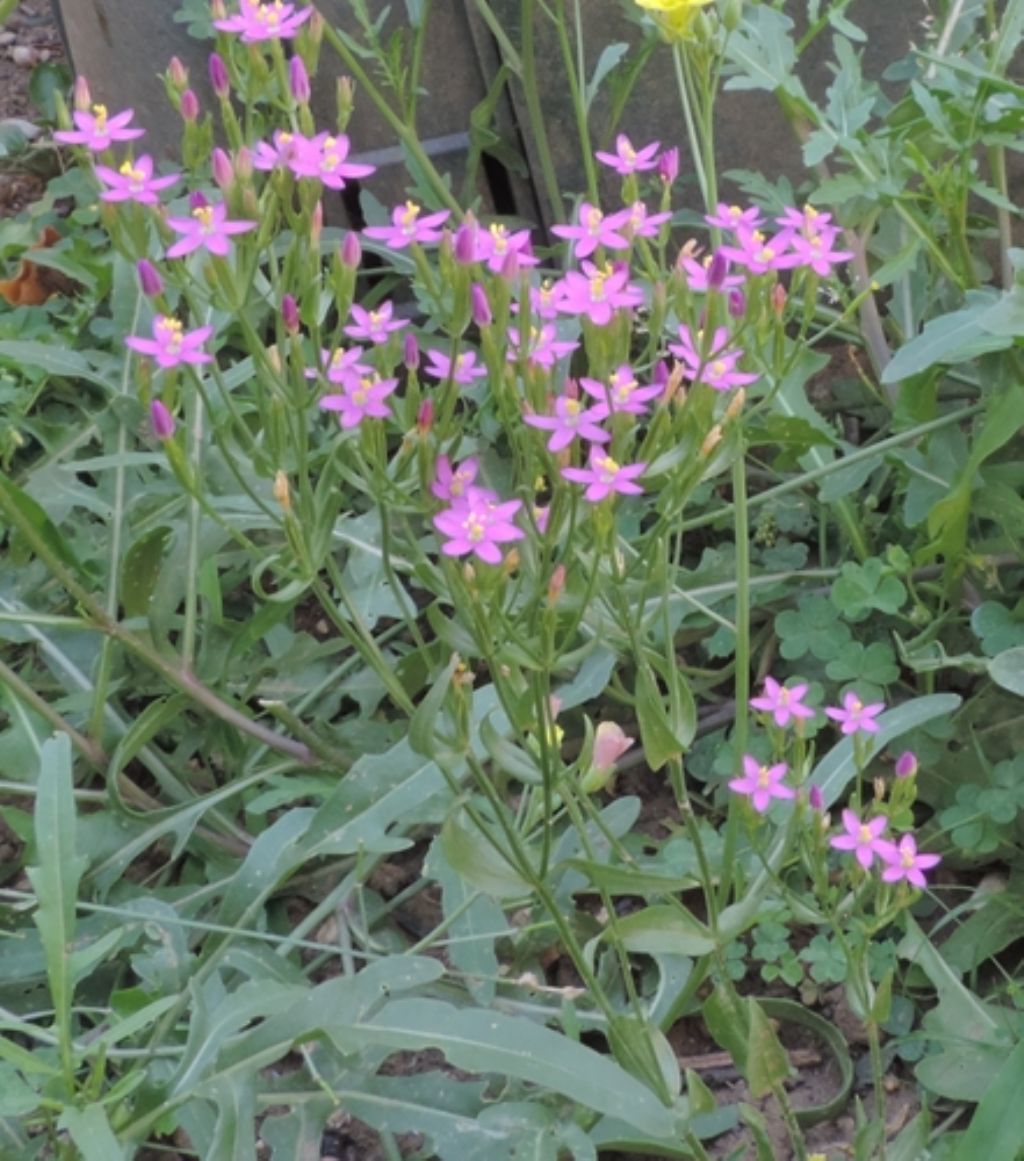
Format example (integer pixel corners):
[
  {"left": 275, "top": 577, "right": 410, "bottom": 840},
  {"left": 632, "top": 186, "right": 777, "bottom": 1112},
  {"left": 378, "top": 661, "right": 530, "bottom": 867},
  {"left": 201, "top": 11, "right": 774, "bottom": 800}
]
[
  {"left": 307, "top": 345, "right": 373, "bottom": 387},
  {"left": 94, "top": 155, "right": 179, "bottom": 205},
  {"left": 624, "top": 200, "right": 673, "bottom": 240},
  {"left": 720, "top": 227, "right": 800, "bottom": 275},
  {"left": 829, "top": 809, "right": 889, "bottom": 869},
  {"left": 729, "top": 755, "right": 795, "bottom": 813},
  {"left": 595, "top": 134, "right": 661, "bottom": 176},
  {"left": 877, "top": 834, "right": 941, "bottom": 889},
  {"left": 213, "top": 0, "right": 313, "bottom": 42},
  {"left": 514, "top": 279, "right": 561, "bottom": 321},
  {"left": 669, "top": 326, "right": 759, "bottom": 392},
  {"left": 288, "top": 131, "right": 375, "bottom": 189},
  {"left": 431, "top": 455, "right": 489, "bottom": 502},
  {"left": 705, "top": 203, "right": 765, "bottom": 233},
  {"left": 561, "top": 448, "right": 646, "bottom": 502},
  {"left": 506, "top": 324, "right": 578, "bottom": 369},
  {"left": 424, "top": 348, "right": 487, "bottom": 385},
  {"left": 749, "top": 676, "right": 815, "bottom": 728},
  {"left": 165, "top": 200, "right": 257, "bottom": 259},
  {"left": 343, "top": 300, "right": 407, "bottom": 345},
  {"left": 363, "top": 201, "right": 450, "bottom": 249},
  {"left": 678, "top": 252, "right": 745, "bottom": 293},
  {"left": 579, "top": 364, "right": 662, "bottom": 416},
  {"left": 252, "top": 129, "right": 310, "bottom": 172},
  {"left": 775, "top": 204, "right": 835, "bottom": 244},
  {"left": 825, "top": 692, "right": 885, "bottom": 736},
  {"left": 582, "top": 721, "right": 635, "bottom": 791},
  {"left": 525, "top": 394, "right": 611, "bottom": 452},
  {"left": 556, "top": 261, "right": 644, "bottom": 326},
  {"left": 788, "top": 229, "right": 854, "bottom": 277},
  {"left": 473, "top": 222, "right": 539, "bottom": 273},
  {"left": 551, "top": 202, "right": 632, "bottom": 259},
  {"left": 125, "top": 315, "right": 213, "bottom": 369},
  {"left": 433, "top": 488, "right": 525, "bottom": 565},
  {"left": 55, "top": 103, "right": 145, "bottom": 151},
  {"left": 319, "top": 374, "right": 398, "bottom": 428}
]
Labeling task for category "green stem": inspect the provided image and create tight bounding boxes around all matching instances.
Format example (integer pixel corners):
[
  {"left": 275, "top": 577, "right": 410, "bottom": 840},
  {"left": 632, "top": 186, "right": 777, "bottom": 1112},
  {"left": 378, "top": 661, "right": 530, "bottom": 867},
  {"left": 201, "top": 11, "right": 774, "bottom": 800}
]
[{"left": 519, "top": 0, "right": 565, "bottom": 224}]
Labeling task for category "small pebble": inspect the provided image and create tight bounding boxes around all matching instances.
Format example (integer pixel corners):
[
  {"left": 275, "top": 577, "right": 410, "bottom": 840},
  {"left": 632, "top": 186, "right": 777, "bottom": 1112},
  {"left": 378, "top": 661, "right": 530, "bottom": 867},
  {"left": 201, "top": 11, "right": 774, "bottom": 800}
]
[{"left": 10, "top": 45, "right": 37, "bottom": 66}]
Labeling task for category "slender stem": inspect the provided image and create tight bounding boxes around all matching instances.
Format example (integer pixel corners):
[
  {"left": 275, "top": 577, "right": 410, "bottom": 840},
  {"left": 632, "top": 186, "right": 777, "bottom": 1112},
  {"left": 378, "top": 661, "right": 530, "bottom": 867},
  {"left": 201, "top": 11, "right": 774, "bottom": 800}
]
[
  {"left": 673, "top": 45, "right": 710, "bottom": 215},
  {"left": 555, "top": 0, "right": 598, "bottom": 203},
  {"left": 519, "top": 0, "right": 565, "bottom": 224},
  {"left": 0, "top": 656, "right": 106, "bottom": 768}
]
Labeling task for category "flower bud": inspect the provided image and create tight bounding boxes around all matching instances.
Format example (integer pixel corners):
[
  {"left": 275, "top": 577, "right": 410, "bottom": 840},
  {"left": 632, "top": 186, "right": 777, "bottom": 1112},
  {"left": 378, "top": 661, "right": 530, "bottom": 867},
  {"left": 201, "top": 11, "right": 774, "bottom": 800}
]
[
  {"left": 208, "top": 52, "right": 230, "bottom": 99},
  {"left": 340, "top": 231, "right": 361, "bottom": 269},
  {"left": 150, "top": 399, "right": 176, "bottom": 440},
  {"left": 310, "top": 200, "right": 323, "bottom": 248},
  {"left": 211, "top": 146, "right": 234, "bottom": 193},
  {"left": 273, "top": 470, "right": 291, "bottom": 511},
  {"left": 72, "top": 75, "right": 92, "bottom": 111},
  {"left": 771, "top": 282, "right": 788, "bottom": 317},
  {"left": 699, "top": 424, "right": 723, "bottom": 458},
  {"left": 894, "top": 751, "right": 918, "bottom": 779},
  {"left": 658, "top": 146, "right": 679, "bottom": 185},
  {"left": 808, "top": 785, "right": 824, "bottom": 812},
  {"left": 723, "top": 388, "right": 746, "bottom": 423},
  {"left": 336, "top": 76, "right": 355, "bottom": 129},
  {"left": 289, "top": 55, "right": 311, "bottom": 104},
  {"left": 136, "top": 259, "right": 163, "bottom": 298},
  {"left": 453, "top": 215, "right": 478, "bottom": 264},
  {"left": 403, "top": 333, "right": 420, "bottom": 371},
  {"left": 167, "top": 56, "right": 189, "bottom": 93},
  {"left": 470, "top": 282, "right": 492, "bottom": 327},
  {"left": 547, "top": 563, "right": 566, "bottom": 606},
  {"left": 180, "top": 88, "right": 200, "bottom": 123},
  {"left": 416, "top": 398, "right": 433, "bottom": 435},
  {"left": 281, "top": 293, "right": 300, "bottom": 335},
  {"left": 235, "top": 144, "right": 253, "bottom": 183},
  {"left": 727, "top": 289, "right": 746, "bottom": 318},
  {"left": 210, "top": 0, "right": 227, "bottom": 18},
  {"left": 706, "top": 250, "right": 729, "bottom": 292},
  {"left": 582, "top": 722, "right": 633, "bottom": 793},
  {"left": 723, "top": 0, "right": 744, "bottom": 32},
  {"left": 499, "top": 249, "right": 520, "bottom": 282}
]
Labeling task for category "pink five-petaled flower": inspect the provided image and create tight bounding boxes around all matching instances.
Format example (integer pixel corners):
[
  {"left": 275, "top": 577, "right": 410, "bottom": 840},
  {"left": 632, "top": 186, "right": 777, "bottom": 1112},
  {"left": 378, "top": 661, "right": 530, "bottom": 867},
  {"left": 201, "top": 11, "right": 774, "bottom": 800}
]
[
  {"left": 343, "top": 300, "right": 407, "bottom": 345},
  {"left": 305, "top": 346, "right": 373, "bottom": 388},
  {"left": 669, "top": 325, "right": 759, "bottom": 392},
  {"left": 749, "top": 676, "right": 815, "bottom": 729},
  {"left": 829, "top": 809, "right": 889, "bottom": 870},
  {"left": 431, "top": 455, "right": 491, "bottom": 502},
  {"left": 288, "top": 131, "right": 376, "bottom": 189},
  {"left": 506, "top": 324, "right": 578, "bottom": 369},
  {"left": 580, "top": 364, "right": 662, "bottom": 416},
  {"left": 595, "top": 133, "right": 661, "bottom": 176},
  {"left": 433, "top": 487, "right": 524, "bottom": 565},
  {"left": 55, "top": 103, "right": 145, "bottom": 151},
  {"left": 825, "top": 691, "right": 885, "bottom": 736},
  {"left": 525, "top": 394, "right": 611, "bottom": 453},
  {"left": 624, "top": 200, "right": 673, "bottom": 240},
  {"left": 125, "top": 315, "right": 213, "bottom": 369},
  {"left": 424, "top": 348, "right": 487, "bottom": 385},
  {"left": 165, "top": 200, "right": 257, "bottom": 259},
  {"left": 561, "top": 448, "right": 646, "bottom": 502},
  {"left": 473, "top": 222, "right": 539, "bottom": 273},
  {"left": 363, "top": 201, "right": 450, "bottom": 249},
  {"left": 729, "top": 755, "right": 795, "bottom": 813},
  {"left": 719, "top": 226, "right": 800, "bottom": 275},
  {"left": 213, "top": 0, "right": 313, "bottom": 42},
  {"left": 556, "top": 261, "right": 644, "bottom": 326},
  {"left": 877, "top": 834, "right": 941, "bottom": 889},
  {"left": 318, "top": 374, "right": 398, "bottom": 429},
  {"left": 94, "top": 155, "right": 179, "bottom": 205},
  {"left": 551, "top": 202, "right": 633, "bottom": 260},
  {"left": 705, "top": 202, "right": 765, "bottom": 233}
]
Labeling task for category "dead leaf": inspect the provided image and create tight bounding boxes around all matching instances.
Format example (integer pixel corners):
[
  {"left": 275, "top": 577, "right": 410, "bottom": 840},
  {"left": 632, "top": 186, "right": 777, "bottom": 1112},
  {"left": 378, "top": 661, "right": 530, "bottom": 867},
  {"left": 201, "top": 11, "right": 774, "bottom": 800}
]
[{"left": 0, "top": 226, "right": 77, "bottom": 306}]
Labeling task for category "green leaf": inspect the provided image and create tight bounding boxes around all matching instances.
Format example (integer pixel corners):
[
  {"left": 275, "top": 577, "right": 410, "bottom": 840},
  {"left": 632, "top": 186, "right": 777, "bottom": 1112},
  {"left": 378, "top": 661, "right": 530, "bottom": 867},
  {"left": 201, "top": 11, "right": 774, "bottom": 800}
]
[
  {"left": 58, "top": 1105, "right": 127, "bottom": 1161},
  {"left": 881, "top": 291, "right": 1005, "bottom": 383},
  {"left": 120, "top": 526, "right": 172, "bottom": 619},
  {"left": 0, "top": 340, "right": 115, "bottom": 390},
  {"left": 0, "top": 1062, "right": 39, "bottom": 1116},
  {"left": 703, "top": 985, "right": 749, "bottom": 1070},
  {"left": 951, "top": 1037, "right": 1024, "bottom": 1159},
  {"left": 746, "top": 999, "right": 790, "bottom": 1098},
  {"left": 635, "top": 660, "right": 686, "bottom": 771},
  {"left": 360, "top": 998, "right": 678, "bottom": 1138},
  {"left": 831, "top": 557, "right": 907, "bottom": 621},
  {"left": 585, "top": 43, "right": 628, "bottom": 111},
  {"left": 563, "top": 859, "right": 694, "bottom": 896},
  {"left": 0, "top": 472, "right": 86, "bottom": 575},
  {"left": 988, "top": 646, "right": 1024, "bottom": 696},
  {"left": 611, "top": 904, "right": 715, "bottom": 957},
  {"left": 440, "top": 810, "right": 533, "bottom": 900}
]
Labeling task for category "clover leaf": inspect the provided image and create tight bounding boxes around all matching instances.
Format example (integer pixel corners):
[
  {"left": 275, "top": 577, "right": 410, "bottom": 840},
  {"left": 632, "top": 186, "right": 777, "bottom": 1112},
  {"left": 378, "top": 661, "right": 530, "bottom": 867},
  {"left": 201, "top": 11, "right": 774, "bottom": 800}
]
[{"left": 831, "top": 557, "right": 907, "bottom": 622}]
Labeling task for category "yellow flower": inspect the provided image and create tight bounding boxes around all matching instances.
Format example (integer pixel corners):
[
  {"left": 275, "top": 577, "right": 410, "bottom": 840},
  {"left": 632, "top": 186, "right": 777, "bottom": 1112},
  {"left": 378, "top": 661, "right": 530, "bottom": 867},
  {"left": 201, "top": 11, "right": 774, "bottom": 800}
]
[{"left": 634, "top": 0, "right": 714, "bottom": 40}]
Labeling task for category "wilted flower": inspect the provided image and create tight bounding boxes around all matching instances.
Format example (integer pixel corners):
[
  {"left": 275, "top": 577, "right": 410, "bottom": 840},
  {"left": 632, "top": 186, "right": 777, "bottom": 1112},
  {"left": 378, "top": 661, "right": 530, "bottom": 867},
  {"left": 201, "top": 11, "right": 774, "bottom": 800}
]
[{"left": 582, "top": 722, "right": 634, "bottom": 792}]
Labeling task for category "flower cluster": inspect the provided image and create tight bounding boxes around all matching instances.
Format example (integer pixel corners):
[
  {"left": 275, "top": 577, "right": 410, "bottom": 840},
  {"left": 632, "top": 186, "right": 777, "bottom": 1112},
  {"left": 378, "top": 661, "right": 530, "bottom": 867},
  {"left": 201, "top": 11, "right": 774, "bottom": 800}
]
[
  {"left": 713, "top": 201, "right": 854, "bottom": 279},
  {"left": 252, "top": 129, "right": 375, "bottom": 189}
]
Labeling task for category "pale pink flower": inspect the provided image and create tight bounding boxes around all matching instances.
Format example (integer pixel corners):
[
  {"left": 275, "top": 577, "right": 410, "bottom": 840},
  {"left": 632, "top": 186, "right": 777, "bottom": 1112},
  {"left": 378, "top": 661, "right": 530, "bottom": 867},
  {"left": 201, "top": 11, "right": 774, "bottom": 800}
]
[
  {"left": 251, "top": 129, "right": 310, "bottom": 172},
  {"left": 363, "top": 201, "right": 450, "bottom": 249},
  {"left": 306, "top": 346, "right": 373, "bottom": 387},
  {"left": 705, "top": 203, "right": 764, "bottom": 233},
  {"left": 520, "top": 280, "right": 562, "bottom": 321},
  {"left": 729, "top": 755, "right": 795, "bottom": 813},
  {"left": 424, "top": 348, "right": 487, "bottom": 385},
  {"left": 343, "top": 300, "right": 407, "bottom": 345},
  {"left": 55, "top": 103, "right": 144, "bottom": 150},
  {"left": 213, "top": 0, "right": 313, "bottom": 42},
  {"left": 473, "top": 222, "right": 539, "bottom": 273},
  {"left": 94, "top": 155, "right": 179, "bottom": 205},
  {"left": 561, "top": 448, "right": 646, "bottom": 501},
  {"left": 624, "top": 200, "right": 672, "bottom": 240},
  {"left": 749, "top": 676, "right": 815, "bottom": 728},
  {"left": 595, "top": 134, "right": 661, "bottom": 175},
  {"left": 556, "top": 261, "right": 644, "bottom": 326},
  {"left": 582, "top": 721, "right": 634, "bottom": 791},
  {"left": 288, "top": 131, "right": 375, "bottom": 189},
  {"left": 826, "top": 692, "right": 885, "bottom": 736},
  {"left": 551, "top": 202, "right": 633, "bottom": 259},
  {"left": 788, "top": 229, "right": 854, "bottom": 277},
  {"left": 669, "top": 325, "right": 759, "bottom": 392},
  {"left": 506, "top": 324, "right": 578, "bottom": 369},
  {"left": 877, "top": 834, "right": 941, "bottom": 888},
  {"left": 525, "top": 395, "right": 611, "bottom": 452},
  {"left": 431, "top": 455, "right": 490, "bottom": 502},
  {"left": 720, "top": 227, "right": 800, "bottom": 275},
  {"left": 579, "top": 365, "right": 662, "bottom": 415},
  {"left": 678, "top": 252, "right": 745, "bottom": 293},
  {"left": 165, "top": 200, "right": 257, "bottom": 259},
  {"left": 125, "top": 315, "right": 213, "bottom": 368},
  {"left": 319, "top": 374, "right": 398, "bottom": 428},
  {"left": 830, "top": 809, "right": 889, "bottom": 869},
  {"left": 433, "top": 488, "right": 524, "bottom": 564}
]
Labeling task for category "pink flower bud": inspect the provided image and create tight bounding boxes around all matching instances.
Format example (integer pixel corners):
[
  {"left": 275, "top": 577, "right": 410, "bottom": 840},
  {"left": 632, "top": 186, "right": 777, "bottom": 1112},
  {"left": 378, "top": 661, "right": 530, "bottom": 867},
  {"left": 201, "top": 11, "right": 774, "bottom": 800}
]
[
  {"left": 652, "top": 359, "right": 670, "bottom": 387},
  {"left": 583, "top": 722, "right": 633, "bottom": 792},
  {"left": 403, "top": 333, "right": 420, "bottom": 371},
  {"left": 707, "top": 250, "right": 729, "bottom": 292},
  {"left": 180, "top": 89, "right": 200, "bottom": 123},
  {"left": 894, "top": 751, "right": 918, "bottom": 779},
  {"left": 73, "top": 75, "right": 92, "bottom": 111},
  {"left": 289, "top": 55, "right": 311, "bottom": 104},
  {"left": 210, "top": 0, "right": 227, "bottom": 20},
  {"left": 136, "top": 259, "right": 163, "bottom": 298},
  {"left": 235, "top": 144, "right": 253, "bottom": 183},
  {"left": 150, "top": 399, "right": 176, "bottom": 440},
  {"left": 728, "top": 289, "right": 746, "bottom": 318},
  {"left": 211, "top": 147, "right": 234, "bottom": 192},
  {"left": 189, "top": 189, "right": 209, "bottom": 212},
  {"left": 499, "top": 249, "right": 520, "bottom": 282},
  {"left": 658, "top": 147, "right": 679, "bottom": 185},
  {"left": 416, "top": 398, "right": 434, "bottom": 434},
  {"left": 281, "top": 294, "right": 300, "bottom": 334},
  {"left": 340, "top": 231, "right": 361, "bottom": 269},
  {"left": 453, "top": 216, "right": 478, "bottom": 264},
  {"left": 547, "top": 564, "right": 566, "bottom": 606},
  {"left": 808, "top": 785, "right": 824, "bottom": 811},
  {"left": 471, "top": 282, "right": 492, "bottom": 327},
  {"left": 772, "top": 283, "right": 787, "bottom": 317},
  {"left": 167, "top": 56, "right": 189, "bottom": 92},
  {"left": 208, "top": 52, "right": 230, "bottom": 99}
]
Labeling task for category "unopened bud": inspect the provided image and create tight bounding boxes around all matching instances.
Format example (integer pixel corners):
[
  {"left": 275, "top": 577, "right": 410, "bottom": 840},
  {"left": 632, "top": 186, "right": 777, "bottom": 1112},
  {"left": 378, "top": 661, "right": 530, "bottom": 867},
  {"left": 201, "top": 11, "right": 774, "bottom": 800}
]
[
  {"left": 500, "top": 249, "right": 520, "bottom": 282},
  {"left": 894, "top": 751, "right": 918, "bottom": 779},
  {"left": 416, "top": 398, "right": 433, "bottom": 435},
  {"left": 340, "top": 231, "right": 361, "bottom": 269},
  {"left": 136, "top": 259, "right": 163, "bottom": 298},
  {"left": 73, "top": 75, "right": 92, "bottom": 111},
  {"left": 728, "top": 289, "right": 746, "bottom": 318},
  {"left": 150, "top": 399, "right": 175, "bottom": 440},
  {"left": 699, "top": 424, "right": 723, "bottom": 457},
  {"left": 724, "top": 388, "right": 746, "bottom": 422},
  {"left": 167, "top": 56, "right": 189, "bottom": 93},
  {"left": 337, "top": 76, "right": 355, "bottom": 128},
  {"left": 310, "top": 200, "right": 323, "bottom": 247},
  {"left": 723, "top": 0, "right": 744, "bottom": 32},
  {"left": 771, "top": 282, "right": 787, "bottom": 317},
  {"left": 547, "top": 564, "right": 566, "bottom": 606},
  {"left": 180, "top": 89, "right": 200, "bottom": 123},
  {"left": 210, "top": 0, "right": 227, "bottom": 18},
  {"left": 235, "top": 144, "right": 253, "bottom": 183},
  {"left": 289, "top": 55, "right": 311, "bottom": 104},
  {"left": 453, "top": 215, "right": 478, "bottom": 264},
  {"left": 211, "top": 147, "right": 234, "bottom": 192},
  {"left": 706, "top": 250, "right": 729, "bottom": 291},
  {"left": 471, "top": 282, "right": 492, "bottom": 327},
  {"left": 873, "top": 777, "right": 886, "bottom": 803},
  {"left": 404, "top": 333, "right": 420, "bottom": 371},
  {"left": 208, "top": 52, "right": 230, "bottom": 99},
  {"left": 808, "top": 785, "right": 824, "bottom": 812},
  {"left": 273, "top": 470, "right": 291, "bottom": 511},
  {"left": 658, "top": 146, "right": 679, "bottom": 185},
  {"left": 189, "top": 189, "right": 209, "bottom": 212},
  {"left": 281, "top": 293, "right": 300, "bottom": 334},
  {"left": 266, "top": 344, "right": 283, "bottom": 375}
]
